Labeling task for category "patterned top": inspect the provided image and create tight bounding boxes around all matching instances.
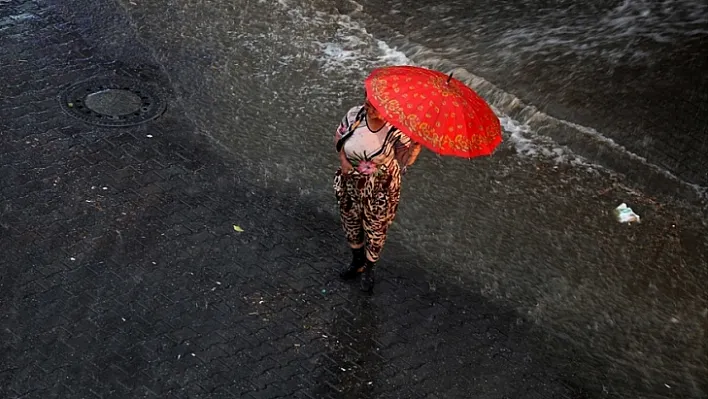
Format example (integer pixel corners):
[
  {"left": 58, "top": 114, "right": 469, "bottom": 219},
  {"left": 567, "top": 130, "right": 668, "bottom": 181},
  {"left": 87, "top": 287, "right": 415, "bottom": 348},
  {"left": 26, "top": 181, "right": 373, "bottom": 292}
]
[{"left": 335, "top": 106, "right": 415, "bottom": 172}]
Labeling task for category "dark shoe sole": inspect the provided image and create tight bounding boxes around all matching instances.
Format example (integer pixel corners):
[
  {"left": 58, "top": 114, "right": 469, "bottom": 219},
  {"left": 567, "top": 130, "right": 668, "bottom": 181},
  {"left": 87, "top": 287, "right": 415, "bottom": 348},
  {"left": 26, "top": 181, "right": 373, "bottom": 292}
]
[
  {"left": 340, "top": 265, "right": 365, "bottom": 281},
  {"left": 339, "top": 271, "right": 358, "bottom": 280},
  {"left": 359, "top": 271, "right": 374, "bottom": 292}
]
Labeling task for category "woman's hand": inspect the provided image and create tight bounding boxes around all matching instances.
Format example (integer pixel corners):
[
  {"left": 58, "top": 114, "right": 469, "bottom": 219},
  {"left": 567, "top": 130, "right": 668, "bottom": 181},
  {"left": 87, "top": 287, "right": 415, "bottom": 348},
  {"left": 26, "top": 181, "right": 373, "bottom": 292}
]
[
  {"left": 339, "top": 150, "right": 353, "bottom": 174},
  {"left": 341, "top": 160, "right": 353, "bottom": 174}
]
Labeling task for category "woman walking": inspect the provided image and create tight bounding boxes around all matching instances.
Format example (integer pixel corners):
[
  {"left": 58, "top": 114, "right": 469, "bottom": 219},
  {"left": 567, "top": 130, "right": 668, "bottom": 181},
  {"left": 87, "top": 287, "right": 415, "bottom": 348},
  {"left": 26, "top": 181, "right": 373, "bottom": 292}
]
[{"left": 333, "top": 97, "right": 421, "bottom": 292}]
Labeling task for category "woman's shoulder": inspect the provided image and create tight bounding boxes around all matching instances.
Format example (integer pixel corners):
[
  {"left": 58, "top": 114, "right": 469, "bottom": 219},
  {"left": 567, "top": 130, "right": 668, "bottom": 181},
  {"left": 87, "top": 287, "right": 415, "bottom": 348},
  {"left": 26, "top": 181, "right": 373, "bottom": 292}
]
[
  {"left": 345, "top": 105, "right": 364, "bottom": 119},
  {"left": 389, "top": 126, "right": 413, "bottom": 143},
  {"left": 339, "top": 105, "right": 365, "bottom": 129}
]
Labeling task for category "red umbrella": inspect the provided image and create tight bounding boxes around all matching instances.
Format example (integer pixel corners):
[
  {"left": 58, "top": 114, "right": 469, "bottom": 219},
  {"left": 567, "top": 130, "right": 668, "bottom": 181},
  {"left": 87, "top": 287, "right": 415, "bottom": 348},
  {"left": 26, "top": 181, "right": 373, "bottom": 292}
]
[{"left": 364, "top": 65, "right": 502, "bottom": 158}]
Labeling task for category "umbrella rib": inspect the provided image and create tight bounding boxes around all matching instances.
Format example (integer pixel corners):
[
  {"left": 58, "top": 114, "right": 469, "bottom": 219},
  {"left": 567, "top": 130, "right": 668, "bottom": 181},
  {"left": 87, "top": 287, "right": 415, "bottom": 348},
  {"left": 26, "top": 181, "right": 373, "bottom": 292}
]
[{"left": 426, "top": 91, "right": 451, "bottom": 153}]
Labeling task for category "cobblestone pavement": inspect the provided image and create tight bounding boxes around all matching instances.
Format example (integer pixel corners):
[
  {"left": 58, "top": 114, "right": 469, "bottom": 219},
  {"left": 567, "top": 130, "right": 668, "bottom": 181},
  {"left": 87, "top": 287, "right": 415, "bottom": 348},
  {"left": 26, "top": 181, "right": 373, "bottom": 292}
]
[{"left": 0, "top": 1, "right": 590, "bottom": 398}]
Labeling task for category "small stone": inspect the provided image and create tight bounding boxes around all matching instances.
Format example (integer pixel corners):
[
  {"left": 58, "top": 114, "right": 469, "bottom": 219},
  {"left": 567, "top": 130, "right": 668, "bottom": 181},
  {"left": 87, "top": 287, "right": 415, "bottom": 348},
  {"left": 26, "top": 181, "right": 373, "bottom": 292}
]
[{"left": 146, "top": 134, "right": 153, "bottom": 138}]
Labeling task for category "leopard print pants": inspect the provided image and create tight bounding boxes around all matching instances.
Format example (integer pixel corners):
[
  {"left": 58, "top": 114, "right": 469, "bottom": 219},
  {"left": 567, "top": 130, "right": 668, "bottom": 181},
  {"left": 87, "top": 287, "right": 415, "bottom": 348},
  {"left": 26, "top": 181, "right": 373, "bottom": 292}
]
[{"left": 333, "top": 163, "right": 402, "bottom": 263}]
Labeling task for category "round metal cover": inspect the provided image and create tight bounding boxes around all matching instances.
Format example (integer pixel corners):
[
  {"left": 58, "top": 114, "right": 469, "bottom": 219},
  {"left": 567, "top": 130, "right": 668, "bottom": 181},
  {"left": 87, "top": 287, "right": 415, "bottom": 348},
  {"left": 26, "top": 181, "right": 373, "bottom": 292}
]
[{"left": 59, "top": 77, "right": 166, "bottom": 127}]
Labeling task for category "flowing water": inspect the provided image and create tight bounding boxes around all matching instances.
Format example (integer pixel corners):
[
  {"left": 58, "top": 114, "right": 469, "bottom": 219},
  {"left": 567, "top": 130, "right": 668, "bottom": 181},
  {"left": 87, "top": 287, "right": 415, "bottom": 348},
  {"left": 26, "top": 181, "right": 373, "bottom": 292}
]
[
  {"left": 124, "top": 0, "right": 708, "bottom": 200},
  {"left": 311, "top": 0, "right": 708, "bottom": 200}
]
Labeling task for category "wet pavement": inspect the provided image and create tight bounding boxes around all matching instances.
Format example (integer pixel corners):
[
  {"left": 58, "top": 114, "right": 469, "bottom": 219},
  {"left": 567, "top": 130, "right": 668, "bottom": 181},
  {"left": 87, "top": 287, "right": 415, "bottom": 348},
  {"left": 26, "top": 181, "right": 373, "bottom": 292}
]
[{"left": 1, "top": 1, "right": 707, "bottom": 399}]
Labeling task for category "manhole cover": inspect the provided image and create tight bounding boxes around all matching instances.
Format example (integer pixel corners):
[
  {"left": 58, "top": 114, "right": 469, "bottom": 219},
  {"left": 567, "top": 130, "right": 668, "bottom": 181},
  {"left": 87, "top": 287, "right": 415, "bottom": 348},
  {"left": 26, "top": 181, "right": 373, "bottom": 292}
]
[{"left": 59, "top": 77, "right": 166, "bottom": 127}]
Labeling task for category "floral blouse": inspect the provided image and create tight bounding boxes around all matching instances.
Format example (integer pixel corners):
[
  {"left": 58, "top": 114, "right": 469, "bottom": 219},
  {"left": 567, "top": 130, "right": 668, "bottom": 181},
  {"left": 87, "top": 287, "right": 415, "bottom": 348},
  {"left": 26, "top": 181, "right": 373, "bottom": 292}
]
[{"left": 334, "top": 105, "right": 415, "bottom": 173}]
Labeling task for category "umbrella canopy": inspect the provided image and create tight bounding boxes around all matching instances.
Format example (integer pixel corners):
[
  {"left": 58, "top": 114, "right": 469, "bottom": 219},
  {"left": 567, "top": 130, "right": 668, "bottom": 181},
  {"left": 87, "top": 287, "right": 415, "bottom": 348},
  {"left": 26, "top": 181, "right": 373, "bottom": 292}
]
[{"left": 365, "top": 66, "right": 502, "bottom": 158}]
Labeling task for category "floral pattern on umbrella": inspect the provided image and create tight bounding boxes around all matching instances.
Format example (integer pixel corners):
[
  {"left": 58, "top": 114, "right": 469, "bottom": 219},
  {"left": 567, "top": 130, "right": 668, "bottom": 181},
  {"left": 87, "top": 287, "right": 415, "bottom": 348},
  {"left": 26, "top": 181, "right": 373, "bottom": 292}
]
[{"left": 365, "top": 66, "right": 502, "bottom": 158}]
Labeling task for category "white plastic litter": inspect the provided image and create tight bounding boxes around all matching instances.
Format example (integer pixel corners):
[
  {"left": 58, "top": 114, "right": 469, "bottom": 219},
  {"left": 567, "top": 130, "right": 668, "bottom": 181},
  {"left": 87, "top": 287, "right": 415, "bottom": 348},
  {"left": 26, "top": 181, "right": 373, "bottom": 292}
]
[{"left": 614, "top": 203, "right": 640, "bottom": 223}]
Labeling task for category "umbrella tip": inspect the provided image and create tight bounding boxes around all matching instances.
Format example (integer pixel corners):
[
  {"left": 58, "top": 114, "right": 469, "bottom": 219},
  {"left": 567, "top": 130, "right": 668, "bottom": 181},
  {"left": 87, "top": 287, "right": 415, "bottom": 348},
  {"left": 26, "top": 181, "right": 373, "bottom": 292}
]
[{"left": 447, "top": 72, "right": 453, "bottom": 83}]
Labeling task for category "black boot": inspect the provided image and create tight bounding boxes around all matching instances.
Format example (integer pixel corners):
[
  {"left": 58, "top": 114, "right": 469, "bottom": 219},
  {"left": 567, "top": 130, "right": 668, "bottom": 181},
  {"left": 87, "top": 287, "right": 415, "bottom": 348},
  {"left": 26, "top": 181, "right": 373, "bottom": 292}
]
[
  {"left": 360, "top": 260, "right": 375, "bottom": 292},
  {"left": 340, "top": 247, "right": 366, "bottom": 280}
]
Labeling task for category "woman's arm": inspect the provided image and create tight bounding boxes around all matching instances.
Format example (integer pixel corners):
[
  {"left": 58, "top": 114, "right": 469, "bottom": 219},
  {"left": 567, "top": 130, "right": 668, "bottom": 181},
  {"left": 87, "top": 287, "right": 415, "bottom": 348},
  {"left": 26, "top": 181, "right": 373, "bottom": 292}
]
[
  {"left": 335, "top": 106, "right": 361, "bottom": 172},
  {"left": 405, "top": 142, "right": 422, "bottom": 166},
  {"left": 334, "top": 117, "right": 348, "bottom": 147},
  {"left": 394, "top": 132, "right": 422, "bottom": 168},
  {"left": 334, "top": 106, "right": 362, "bottom": 148},
  {"left": 335, "top": 124, "right": 353, "bottom": 173}
]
